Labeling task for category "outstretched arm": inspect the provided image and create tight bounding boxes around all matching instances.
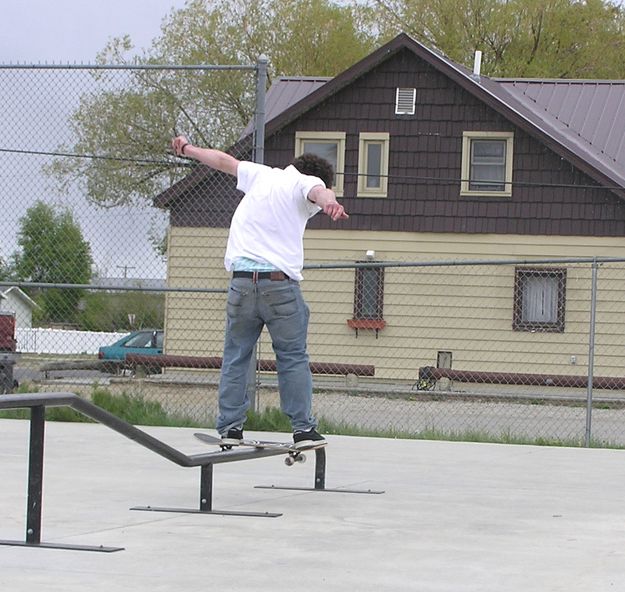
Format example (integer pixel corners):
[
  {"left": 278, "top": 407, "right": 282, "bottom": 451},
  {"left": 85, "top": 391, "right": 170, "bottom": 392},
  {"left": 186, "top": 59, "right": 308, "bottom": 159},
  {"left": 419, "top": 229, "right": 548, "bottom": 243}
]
[
  {"left": 172, "top": 135, "right": 240, "bottom": 177},
  {"left": 308, "top": 185, "right": 349, "bottom": 221}
]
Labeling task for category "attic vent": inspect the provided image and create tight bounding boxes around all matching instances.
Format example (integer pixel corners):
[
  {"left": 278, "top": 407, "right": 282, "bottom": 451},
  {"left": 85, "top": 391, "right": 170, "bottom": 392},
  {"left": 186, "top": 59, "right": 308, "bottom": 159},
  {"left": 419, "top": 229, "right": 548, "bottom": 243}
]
[{"left": 395, "top": 87, "right": 416, "bottom": 115}]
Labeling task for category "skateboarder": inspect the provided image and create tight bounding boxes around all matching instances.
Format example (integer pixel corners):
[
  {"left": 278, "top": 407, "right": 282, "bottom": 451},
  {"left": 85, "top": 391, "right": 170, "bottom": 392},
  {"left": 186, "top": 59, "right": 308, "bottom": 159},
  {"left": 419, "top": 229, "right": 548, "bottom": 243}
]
[{"left": 172, "top": 136, "right": 349, "bottom": 449}]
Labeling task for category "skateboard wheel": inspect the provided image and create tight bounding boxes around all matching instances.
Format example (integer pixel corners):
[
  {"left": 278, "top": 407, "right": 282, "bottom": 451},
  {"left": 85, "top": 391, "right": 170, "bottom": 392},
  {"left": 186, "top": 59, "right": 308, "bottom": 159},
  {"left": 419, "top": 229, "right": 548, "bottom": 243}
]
[
  {"left": 284, "top": 456, "right": 295, "bottom": 466},
  {"left": 297, "top": 453, "right": 306, "bottom": 463}
]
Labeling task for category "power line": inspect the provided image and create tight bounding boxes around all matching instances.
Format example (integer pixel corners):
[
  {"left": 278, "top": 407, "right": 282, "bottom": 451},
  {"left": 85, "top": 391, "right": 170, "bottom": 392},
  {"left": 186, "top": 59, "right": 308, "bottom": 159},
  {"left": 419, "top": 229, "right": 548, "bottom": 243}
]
[
  {"left": 0, "top": 146, "right": 191, "bottom": 167},
  {"left": 116, "top": 265, "right": 137, "bottom": 278},
  {"left": 1, "top": 145, "right": 624, "bottom": 193},
  {"left": 338, "top": 171, "right": 623, "bottom": 193}
]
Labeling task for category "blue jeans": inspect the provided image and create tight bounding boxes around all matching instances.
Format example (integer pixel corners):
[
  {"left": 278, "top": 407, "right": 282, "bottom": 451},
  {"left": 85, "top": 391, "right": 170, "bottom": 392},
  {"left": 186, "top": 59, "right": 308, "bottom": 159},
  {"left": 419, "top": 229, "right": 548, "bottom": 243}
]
[{"left": 216, "top": 277, "right": 316, "bottom": 434}]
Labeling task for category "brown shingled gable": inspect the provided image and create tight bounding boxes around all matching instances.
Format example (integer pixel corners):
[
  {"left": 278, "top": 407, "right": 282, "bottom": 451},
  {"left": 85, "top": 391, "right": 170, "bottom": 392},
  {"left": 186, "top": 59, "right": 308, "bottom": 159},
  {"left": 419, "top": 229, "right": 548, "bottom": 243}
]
[{"left": 156, "top": 33, "right": 625, "bottom": 238}]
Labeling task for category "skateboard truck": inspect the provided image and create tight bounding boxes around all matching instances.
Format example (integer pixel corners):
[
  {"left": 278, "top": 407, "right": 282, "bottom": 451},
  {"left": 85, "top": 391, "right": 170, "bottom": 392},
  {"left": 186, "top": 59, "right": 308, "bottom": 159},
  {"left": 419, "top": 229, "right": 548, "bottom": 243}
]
[
  {"left": 284, "top": 450, "right": 306, "bottom": 466},
  {"left": 193, "top": 432, "right": 384, "bottom": 495}
]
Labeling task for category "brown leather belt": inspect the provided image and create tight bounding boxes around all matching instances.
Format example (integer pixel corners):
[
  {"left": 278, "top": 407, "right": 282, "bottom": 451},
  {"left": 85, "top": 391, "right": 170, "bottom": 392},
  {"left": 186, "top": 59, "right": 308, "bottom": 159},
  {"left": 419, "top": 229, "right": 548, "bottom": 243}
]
[{"left": 232, "top": 271, "right": 290, "bottom": 281}]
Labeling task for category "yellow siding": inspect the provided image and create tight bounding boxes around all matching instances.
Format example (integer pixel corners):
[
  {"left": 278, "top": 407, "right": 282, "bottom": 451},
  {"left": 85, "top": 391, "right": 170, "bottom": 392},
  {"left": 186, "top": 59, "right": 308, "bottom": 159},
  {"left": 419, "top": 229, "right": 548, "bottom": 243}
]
[
  {"left": 163, "top": 228, "right": 230, "bottom": 357},
  {"left": 164, "top": 227, "right": 625, "bottom": 381}
]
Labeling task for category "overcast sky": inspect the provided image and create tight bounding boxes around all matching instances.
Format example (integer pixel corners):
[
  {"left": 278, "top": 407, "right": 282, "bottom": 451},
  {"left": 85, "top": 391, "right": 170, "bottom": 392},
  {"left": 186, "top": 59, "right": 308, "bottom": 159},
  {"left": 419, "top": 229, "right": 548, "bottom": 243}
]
[
  {"left": 0, "top": 0, "right": 189, "bottom": 63},
  {"left": 0, "top": 1, "right": 192, "bottom": 280}
]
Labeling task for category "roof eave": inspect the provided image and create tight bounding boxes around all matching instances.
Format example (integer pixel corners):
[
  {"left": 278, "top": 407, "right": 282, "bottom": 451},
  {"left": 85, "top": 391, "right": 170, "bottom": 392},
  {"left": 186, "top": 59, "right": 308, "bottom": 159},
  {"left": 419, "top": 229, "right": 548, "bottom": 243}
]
[{"left": 154, "top": 164, "right": 218, "bottom": 209}]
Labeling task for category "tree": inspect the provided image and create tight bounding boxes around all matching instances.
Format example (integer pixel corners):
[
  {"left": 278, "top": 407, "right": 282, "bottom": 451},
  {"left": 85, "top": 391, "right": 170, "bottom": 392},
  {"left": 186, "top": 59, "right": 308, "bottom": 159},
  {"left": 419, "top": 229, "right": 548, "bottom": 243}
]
[
  {"left": 13, "top": 202, "right": 92, "bottom": 324},
  {"left": 48, "top": 0, "right": 625, "bottom": 214},
  {"left": 0, "top": 256, "right": 11, "bottom": 281},
  {"left": 79, "top": 291, "right": 165, "bottom": 332},
  {"left": 48, "top": 0, "right": 376, "bottom": 209},
  {"left": 370, "top": 0, "right": 625, "bottom": 78}
]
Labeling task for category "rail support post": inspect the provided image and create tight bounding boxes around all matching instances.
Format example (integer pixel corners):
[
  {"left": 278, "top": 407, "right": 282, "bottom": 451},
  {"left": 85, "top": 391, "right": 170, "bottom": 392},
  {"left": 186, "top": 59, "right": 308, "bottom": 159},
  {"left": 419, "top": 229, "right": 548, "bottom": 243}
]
[
  {"left": 26, "top": 405, "right": 45, "bottom": 544},
  {"left": 1, "top": 404, "right": 123, "bottom": 552}
]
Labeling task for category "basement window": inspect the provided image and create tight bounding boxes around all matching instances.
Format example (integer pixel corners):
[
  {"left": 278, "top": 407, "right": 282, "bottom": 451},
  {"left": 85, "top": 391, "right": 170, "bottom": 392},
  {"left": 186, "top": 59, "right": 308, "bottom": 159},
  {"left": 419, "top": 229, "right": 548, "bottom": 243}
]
[
  {"left": 513, "top": 267, "right": 567, "bottom": 333},
  {"left": 347, "top": 265, "right": 386, "bottom": 337}
]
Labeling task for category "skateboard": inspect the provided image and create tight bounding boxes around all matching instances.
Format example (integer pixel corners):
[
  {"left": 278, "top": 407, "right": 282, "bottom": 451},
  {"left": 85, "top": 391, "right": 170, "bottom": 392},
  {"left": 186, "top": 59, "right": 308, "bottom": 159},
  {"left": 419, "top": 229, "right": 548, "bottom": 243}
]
[{"left": 194, "top": 432, "right": 326, "bottom": 466}]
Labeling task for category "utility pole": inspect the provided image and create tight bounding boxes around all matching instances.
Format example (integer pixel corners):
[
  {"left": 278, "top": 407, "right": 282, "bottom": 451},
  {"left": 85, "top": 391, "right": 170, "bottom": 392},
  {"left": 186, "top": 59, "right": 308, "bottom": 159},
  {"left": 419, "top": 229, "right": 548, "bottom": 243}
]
[{"left": 116, "top": 265, "right": 136, "bottom": 278}]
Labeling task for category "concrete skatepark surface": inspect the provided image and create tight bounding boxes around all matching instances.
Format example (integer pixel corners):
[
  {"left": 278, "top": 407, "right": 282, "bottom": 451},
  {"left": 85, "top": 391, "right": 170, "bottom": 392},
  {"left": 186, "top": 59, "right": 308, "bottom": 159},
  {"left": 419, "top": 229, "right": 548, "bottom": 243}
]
[{"left": 1, "top": 418, "right": 625, "bottom": 591}]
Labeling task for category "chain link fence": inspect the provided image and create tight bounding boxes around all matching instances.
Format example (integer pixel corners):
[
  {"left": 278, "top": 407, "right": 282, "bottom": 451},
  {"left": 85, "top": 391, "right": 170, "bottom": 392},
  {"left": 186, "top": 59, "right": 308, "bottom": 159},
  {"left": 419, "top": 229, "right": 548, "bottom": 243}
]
[
  {"left": 300, "top": 258, "right": 625, "bottom": 448},
  {"left": 2, "top": 64, "right": 625, "bottom": 447}
]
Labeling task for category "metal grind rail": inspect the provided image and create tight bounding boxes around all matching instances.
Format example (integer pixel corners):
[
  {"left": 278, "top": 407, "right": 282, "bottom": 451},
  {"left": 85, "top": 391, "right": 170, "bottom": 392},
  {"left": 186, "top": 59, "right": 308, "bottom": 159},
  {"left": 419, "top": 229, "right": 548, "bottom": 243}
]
[{"left": 0, "top": 392, "right": 383, "bottom": 553}]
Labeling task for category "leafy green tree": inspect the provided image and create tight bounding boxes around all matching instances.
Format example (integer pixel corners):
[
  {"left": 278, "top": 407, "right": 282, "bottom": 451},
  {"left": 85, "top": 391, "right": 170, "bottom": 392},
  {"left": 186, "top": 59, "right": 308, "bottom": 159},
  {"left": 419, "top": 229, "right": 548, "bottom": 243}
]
[
  {"left": 79, "top": 291, "right": 165, "bottom": 332},
  {"left": 371, "top": 0, "right": 625, "bottom": 78},
  {"left": 49, "top": 0, "right": 625, "bottom": 216},
  {"left": 13, "top": 202, "right": 92, "bottom": 324},
  {"left": 48, "top": 0, "right": 376, "bottom": 209}
]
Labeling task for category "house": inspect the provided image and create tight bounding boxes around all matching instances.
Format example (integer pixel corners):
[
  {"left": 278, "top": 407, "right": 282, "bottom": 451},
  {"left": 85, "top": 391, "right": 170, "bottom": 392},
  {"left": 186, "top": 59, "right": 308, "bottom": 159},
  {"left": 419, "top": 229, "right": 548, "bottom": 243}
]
[
  {"left": 155, "top": 33, "right": 625, "bottom": 382},
  {"left": 0, "top": 286, "right": 38, "bottom": 329}
]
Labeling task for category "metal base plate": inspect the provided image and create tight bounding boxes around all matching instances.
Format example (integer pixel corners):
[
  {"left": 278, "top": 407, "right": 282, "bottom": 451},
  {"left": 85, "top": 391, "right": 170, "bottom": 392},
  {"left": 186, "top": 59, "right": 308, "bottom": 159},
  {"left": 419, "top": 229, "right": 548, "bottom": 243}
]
[
  {"left": 130, "top": 505, "right": 282, "bottom": 517},
  {"left": 0, "top": 539, "right": 124, "bottom": 552},
  {"left": 254, "top": 485, "right": 385, "bottom": 494}
]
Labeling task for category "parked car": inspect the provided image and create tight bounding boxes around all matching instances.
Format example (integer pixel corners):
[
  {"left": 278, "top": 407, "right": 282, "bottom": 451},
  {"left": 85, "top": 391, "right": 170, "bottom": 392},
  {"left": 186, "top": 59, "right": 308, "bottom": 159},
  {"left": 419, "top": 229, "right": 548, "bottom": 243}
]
[{"left": 98, "top": 330, "right": 164, "bottom": 368}]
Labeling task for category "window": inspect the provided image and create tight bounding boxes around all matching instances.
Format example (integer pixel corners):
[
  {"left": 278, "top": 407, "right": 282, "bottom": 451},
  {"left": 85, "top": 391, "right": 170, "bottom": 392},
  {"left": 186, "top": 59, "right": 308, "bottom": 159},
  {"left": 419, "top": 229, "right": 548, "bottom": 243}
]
[
  {"left": 295, "top": 131, "right": 346, "bottom": 196},
  {"left": 125, "top": 332, "right": 155, "bottom": 348},
  {"left": 513, "top": 268, "right": 566, "bottom": 332},
  {"left": 395, "top": 88, "right": 416, "bottom": 115},
  {"left": 461, "top": 132, "right": 514, "bottom": 197},
  {"left": 358, "top": 132, "right": 390, "bottom": 197},
  {"left": 347, "top": 265, "right": 386, "bottom": 336}
]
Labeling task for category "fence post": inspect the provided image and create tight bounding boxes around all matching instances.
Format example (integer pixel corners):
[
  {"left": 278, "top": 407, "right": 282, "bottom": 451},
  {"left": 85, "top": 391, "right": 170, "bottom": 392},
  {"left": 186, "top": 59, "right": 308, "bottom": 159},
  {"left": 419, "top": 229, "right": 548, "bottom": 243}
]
[
  {"left": 584, "top": 259, "right": 599, "bottom": 447},
  {"left": 253, "top": 54, "right": 268, "bottom": 164}
]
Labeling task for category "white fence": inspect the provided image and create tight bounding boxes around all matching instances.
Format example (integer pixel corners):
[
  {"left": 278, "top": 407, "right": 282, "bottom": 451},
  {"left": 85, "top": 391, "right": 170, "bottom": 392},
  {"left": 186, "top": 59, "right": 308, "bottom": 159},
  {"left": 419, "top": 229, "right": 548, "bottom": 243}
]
[{"left": 16, "top": 328, "right": 127, "bottom": 355}]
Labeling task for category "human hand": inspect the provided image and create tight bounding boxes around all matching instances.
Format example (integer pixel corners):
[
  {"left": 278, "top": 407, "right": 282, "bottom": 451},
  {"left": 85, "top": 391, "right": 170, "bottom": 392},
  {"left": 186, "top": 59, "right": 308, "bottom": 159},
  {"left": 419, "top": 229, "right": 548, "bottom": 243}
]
[
  {"left": 323, "top": 202, "right": 349, "bottom": 221},
  {"left": 172, "top": 135, "right": 191, "bottom": 157}
]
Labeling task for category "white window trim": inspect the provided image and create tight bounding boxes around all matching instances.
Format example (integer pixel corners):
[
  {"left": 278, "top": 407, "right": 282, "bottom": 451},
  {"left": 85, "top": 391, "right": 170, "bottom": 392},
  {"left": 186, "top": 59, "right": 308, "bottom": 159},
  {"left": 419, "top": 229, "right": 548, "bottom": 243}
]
[
  {"left": 357, "top": 132, "right": 390, "bottom": 197},
  {"left": 461, "top": 131, "right": 514, "bottom": 197},
  {"left": 295, "top": 131, "right": 346, "bottom": 197}
]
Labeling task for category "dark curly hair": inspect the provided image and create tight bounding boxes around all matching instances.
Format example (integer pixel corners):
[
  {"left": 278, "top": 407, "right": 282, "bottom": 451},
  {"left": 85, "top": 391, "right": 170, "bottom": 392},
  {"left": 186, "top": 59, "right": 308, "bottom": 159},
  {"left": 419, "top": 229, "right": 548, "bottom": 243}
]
[{"left": 291, "top": 152, "right": 334, "bottom": 188}]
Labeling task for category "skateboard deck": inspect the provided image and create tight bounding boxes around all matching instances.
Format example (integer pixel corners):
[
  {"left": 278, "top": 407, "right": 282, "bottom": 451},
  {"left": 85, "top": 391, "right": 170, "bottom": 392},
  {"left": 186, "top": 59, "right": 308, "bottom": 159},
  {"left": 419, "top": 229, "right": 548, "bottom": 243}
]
[{"left": 193, "top": 432, "right": 326, "bottom": 465}]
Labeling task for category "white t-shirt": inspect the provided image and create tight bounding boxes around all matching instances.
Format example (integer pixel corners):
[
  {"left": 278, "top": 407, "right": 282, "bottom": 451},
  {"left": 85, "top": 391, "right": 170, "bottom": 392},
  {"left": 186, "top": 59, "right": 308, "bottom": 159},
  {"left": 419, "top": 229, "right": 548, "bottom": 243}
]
[{"left": 224, "top": 162, "right": 323, "bottom": 281}]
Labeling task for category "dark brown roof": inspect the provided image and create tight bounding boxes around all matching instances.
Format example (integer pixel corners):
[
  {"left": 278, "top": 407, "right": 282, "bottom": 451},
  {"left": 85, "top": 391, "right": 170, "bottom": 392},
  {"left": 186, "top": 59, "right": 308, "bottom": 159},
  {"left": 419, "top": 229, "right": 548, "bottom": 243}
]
[
  {"left": 240, "top": 76, "right": 331, "bottom": 137},
  {"left": 498, "top": 79, "right": 625, "bottom": 180}
]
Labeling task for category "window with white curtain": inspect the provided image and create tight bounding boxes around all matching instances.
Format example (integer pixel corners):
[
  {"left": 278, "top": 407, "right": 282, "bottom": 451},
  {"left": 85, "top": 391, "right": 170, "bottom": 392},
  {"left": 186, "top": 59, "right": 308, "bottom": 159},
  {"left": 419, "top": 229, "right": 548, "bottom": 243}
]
[{"left": 513, "top": 268, "right": 566, "bottom": 332}]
